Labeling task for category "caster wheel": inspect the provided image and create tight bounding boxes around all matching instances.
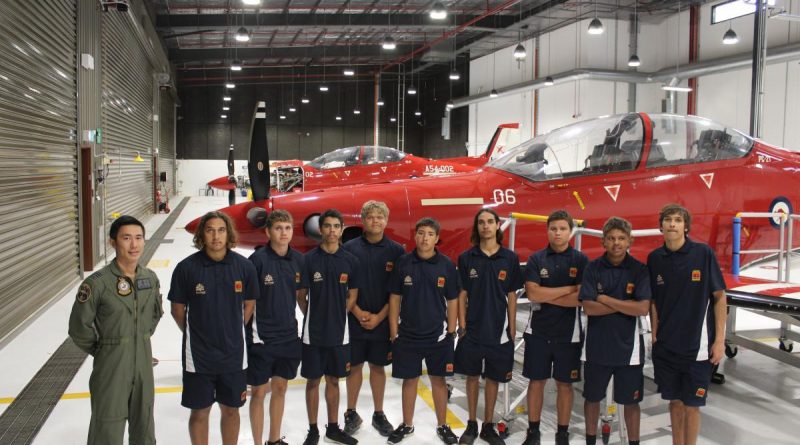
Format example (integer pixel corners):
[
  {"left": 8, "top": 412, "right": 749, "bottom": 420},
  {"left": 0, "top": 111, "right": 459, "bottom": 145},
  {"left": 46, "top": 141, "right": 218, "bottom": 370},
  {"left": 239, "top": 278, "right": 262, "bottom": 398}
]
[
  {"left": 779, "top": 341, "right": 794, "bottom": 352},
  {"left": 497, "top": 421, "right": 510, "bottom": 439},
  {"left": 725, "top": 344, "right": 738, "bottom": 358}
]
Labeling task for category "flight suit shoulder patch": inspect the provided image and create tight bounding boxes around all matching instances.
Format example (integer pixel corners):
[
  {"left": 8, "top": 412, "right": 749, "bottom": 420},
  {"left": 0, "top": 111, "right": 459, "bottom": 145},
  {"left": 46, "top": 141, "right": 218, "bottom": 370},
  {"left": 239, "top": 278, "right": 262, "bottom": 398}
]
[{"left": 76, "top": 283, "right": 92, "bottom": 303}]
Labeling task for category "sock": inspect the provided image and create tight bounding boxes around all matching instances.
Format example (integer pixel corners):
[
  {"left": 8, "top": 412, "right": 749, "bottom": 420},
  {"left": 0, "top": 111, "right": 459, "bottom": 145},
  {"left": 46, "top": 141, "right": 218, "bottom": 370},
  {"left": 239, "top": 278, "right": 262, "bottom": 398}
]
[
  {"left": 529, "top": 421, "right": 540, "bottom": 432},
  {"left": 586, "top": 434, "right": 597, "bottom": 445},
  {"left": 309, "top": 423, "right": 318, "bottom": 433},
  {"left": 557, "top": 424, "right": 569, "bottom": 434},
  {"left": 629, "top": 441, "right": 640, "bottom": 445}
]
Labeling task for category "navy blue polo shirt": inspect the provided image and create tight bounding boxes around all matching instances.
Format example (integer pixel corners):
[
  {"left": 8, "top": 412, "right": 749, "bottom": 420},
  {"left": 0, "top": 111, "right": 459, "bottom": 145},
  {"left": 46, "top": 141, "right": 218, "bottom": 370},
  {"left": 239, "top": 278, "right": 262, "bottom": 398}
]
[
  {"left": 458, "top": 245, "right": 523, "bottom": 345},
  {"left": 168, "top": 250, "right": 258, "bottom": 374},
  {"left": 579, "top": 254, "right": 651, "bottom": 366},
  {"left": 301, "top": 246, "right": 361, "bottom": 347},
  {"left": 247, "top": 245, "right": 305, "bottom": 345},
  {"left": 388, "top": 250, "right": 460, "bottom": 345},
  {"left": 343, "top": 235, "right": 405, "bottom": 340},
  {"left": 647, "top": 238, "right": 725, "bottom": 360},
  {"left": 524, "top": 245, "right": 588, "bottom": 343}
]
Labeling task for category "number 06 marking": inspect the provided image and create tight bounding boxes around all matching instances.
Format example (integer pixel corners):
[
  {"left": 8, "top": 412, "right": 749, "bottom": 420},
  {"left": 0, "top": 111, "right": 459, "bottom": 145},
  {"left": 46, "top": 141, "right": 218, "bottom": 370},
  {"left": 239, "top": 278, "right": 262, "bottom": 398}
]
[{"left": 492, "top": 189, "right": 516, "bottom": 205}]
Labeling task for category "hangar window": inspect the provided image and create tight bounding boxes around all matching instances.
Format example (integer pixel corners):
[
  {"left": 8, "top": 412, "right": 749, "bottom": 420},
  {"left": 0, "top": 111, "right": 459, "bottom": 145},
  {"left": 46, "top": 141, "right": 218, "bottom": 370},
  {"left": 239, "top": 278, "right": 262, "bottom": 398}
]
[
  {"left": 489, "top": 114, "right": 644, "bottom": 181},
  {"left": 646, "top": 115, "right": 752, "bottom": 168},
  {"left": 308, "top": 146, "right": 361, "bottom": 169}
]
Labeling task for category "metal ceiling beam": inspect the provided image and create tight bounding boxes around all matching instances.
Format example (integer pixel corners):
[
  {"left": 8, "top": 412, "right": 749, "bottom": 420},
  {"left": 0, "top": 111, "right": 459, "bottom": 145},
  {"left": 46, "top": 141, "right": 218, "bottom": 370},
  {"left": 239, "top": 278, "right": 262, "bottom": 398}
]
[
  {"left": 155, "top": 13, "right": 517, "bottom": 29},
  {"left": 169, "top": 44, "right": 416, "bottom": 64}
]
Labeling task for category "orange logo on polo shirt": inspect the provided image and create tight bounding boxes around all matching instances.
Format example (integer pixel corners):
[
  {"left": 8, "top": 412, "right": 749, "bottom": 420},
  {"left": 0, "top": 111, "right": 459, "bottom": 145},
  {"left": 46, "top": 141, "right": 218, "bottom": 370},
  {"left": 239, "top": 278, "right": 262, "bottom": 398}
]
[
  {"left": 626, "top": 283, "right": 635, "bottom": 294},
  {"left": 437, "top": 277, "right": 446, "bottom": 288},
  {"left": 386, "top": 261, "right": 394, "bottom": 272},
  {"left": 295, "top": 272, "right": 301, "bottom": 283},
  {"left": 234, "top": 280, "right": 243, "bottom": 293},
  {"left": 240, "top": 390, "right": 247, "bottom": 401},
  {"left": 446, "top": 363, "right": 454, "bottom": 372},
  {"left": 498, "top": 270, "right": 507, "bottom": 281},
  {"left": 695, "top": 388, "right": 706, "bottom": 397},
  {"left": 570, "top": 369, "right": 579, "bottom": 379},
  {"left": 692, "top": 270, "right": 702, "bottom": 282},
  {"left": 340, "top": 273, "right": 349, "bottom": 284},
  {"left": 569, "top": 267, "right": 578, "bottom": 278}
]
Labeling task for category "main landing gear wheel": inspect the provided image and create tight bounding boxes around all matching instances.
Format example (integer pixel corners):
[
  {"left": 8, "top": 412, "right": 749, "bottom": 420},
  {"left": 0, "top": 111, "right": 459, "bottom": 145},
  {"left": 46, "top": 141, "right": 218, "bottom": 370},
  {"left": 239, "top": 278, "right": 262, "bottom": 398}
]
[
  {"left": 725, "top": 344, "right": 738, "bottom": 358},
  {"left": 601, "top": 421, "right": 611, "bottom": 445},
  {"left": 497, "top": 421, "right": 510, "bottom": 439}
]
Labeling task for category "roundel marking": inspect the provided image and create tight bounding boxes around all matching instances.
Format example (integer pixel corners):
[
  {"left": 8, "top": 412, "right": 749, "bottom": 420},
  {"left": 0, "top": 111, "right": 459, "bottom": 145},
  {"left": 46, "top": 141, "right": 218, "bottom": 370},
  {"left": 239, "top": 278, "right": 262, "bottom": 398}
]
[{"left": 768, "top": 196, "right": 792, "bottom": 228}]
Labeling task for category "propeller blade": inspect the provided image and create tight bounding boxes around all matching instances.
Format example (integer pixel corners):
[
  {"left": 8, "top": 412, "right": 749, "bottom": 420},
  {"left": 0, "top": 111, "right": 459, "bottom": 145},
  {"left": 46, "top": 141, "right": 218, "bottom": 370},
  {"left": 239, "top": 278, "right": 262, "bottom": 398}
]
[
  {"left": 248, "top": 101, "right": 270, "bottom": 202},
  {"left": 227, "top": 145, "right": 235, "bottom": 176}
]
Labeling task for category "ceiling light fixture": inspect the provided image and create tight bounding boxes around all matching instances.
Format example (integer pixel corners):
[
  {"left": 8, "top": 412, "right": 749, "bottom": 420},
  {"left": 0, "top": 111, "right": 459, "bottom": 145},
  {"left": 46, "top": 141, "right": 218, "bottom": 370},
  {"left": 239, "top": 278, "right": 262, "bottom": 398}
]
[
  {"left": 301, "top": 96, "right": 310, "bottom": 104},
  {"left": 235, "top": 27, "right": 250, "bottom": 42},
  {"left": 222, "top": 106, "right": 230, "bottom": 111},
  {"left": 242, "top": 0, "right": 261, "bottom": 5},
  {"left": 382, "top": 36, "right": 397, "bottom": 50},
  {"left": 490, "top": 89, "right": 498, "bottom": 98},
  {"left": 723, "top": 22, "right": 739, "bottom": 44},
  {"left": 221, "top": 114, "right": 228, "bottom": 118},
  {"left": 430, "top": 2, "right": 447, "bottom": 20},
  {"left": 627, "top": 54, "right": 641, "bottom": 67},
  {"left": 223, "top": 96, "right": 232, "bottom": 101},
  {"left": 414, "top": 109, "right": 422, "bottom": 116},
  {"left": 662, "top": 3, "right": 692, "bottom": 93},
  {"left": 446, "top": 100, "right": 454, "bottom": 110},
  {"left": 408, "top": 84, "right": 417, "bottom": 95},
  {"left": 336, "top": 114, "right": 342, "bottom": 120},
  {"left": 230, "top": 60, "right": 242, "bottom": 71},
  {"left": 588, "top": 0, "right": 604, "bottom": 35},
  {"left": 544, "top": 76, "right": 554, "bottom": 86},
  {"left": 319, "top": 85, "right": 329, "bottom": 92},
  {"left": 279, "top": 114, "right": 286, "bottom": 119},
  {"left": 343, "top": 68, "right": 355, "bottom": 76},
  {"left": 225, "top": 82, "right": 235, "bottom": 89},
  {"left": 513, "top": 43, "right": 527, "bottom": 60},
  {"left": 353, "top": 108, "right": 361, "bottom": 115},
  {"left": 301, "top": 63, "right": 310, "bottom": 104},
  {"left": 449, "top": 68, "right": 460, "bottom": 80},
  {"left": 628, "top": 0, "right": 640, "bottom": 66},
  {"left": 390, "top": 116, "right": 397, "bottom": 122},
  {"left": 289, "top": 105, "right": 296, "bottom": 112},
  {"left": 377, "top": 97, "right": 385, "bottom": 106}
]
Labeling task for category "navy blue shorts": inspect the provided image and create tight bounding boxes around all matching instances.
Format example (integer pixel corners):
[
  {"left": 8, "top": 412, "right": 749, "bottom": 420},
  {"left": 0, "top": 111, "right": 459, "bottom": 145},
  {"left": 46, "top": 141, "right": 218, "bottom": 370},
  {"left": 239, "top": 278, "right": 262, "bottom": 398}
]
[
  {"left": 391, "top": 336, "right": 455, "bottom": 379},
  {"left": 454, "top": 336, "right": 514, "bottom": 382},
  {"left": 522, "top": 334, "right": 581, "bottom": 383},
  {"left": 350, "top": 337, "right": 392, "bottom": 367},
  {"left": 247, "top": 338, "right": 302, "bottom": 385},
  {"left": 182, "top": 370, "right": 247, "bottom": 409},
  {"left": 300, "top": 343, "right": 351, "bottom": 379},
  {"left": 652, "top": 343, "right": 712, "bottom": 407},
  {"left": 583, "top": 362, "right": 644, "bottom": 404}
]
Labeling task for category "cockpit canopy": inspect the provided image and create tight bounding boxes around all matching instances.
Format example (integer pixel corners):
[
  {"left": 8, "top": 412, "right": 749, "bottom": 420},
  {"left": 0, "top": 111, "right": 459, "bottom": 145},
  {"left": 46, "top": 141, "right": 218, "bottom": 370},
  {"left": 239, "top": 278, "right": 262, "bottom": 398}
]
[
  {"left": 488, "top": 113, "right": 754, "bottom": 181},
  {"left": 307, "top": 145, "right": 407, "bottom": 169}
]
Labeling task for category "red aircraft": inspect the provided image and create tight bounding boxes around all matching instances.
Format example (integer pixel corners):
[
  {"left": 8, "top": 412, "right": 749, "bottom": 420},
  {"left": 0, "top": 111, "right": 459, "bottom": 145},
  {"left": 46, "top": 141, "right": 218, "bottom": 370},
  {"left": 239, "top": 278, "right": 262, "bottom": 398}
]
[
  {"left": 188, "top": 111, "right": 800, "bottom": 312},
  {"left": 207, "top": 124, "right": 520, "bottom": 195}
]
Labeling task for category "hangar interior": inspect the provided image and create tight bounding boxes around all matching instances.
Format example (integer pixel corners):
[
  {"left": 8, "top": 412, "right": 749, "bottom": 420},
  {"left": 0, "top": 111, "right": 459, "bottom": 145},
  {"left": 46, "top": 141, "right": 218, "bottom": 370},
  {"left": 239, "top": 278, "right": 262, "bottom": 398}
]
[{"left": 1, "top": 0, "right": 800, "bottom": 444}]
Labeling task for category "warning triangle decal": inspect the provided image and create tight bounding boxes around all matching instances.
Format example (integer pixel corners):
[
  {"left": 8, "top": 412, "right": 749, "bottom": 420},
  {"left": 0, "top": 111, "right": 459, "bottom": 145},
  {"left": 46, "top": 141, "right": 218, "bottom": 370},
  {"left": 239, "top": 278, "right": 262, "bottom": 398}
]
[
  {"left": 344, "top": 170, "right": 351, "bottom": 176},
  {"left": 604, "top": 185, "right": 620, "bottom": 202},
  {"left": 380, "top": 166, "right": 387, "bottom": 173},
  {"left": 700, "top": 173, "right": 714, "bottom": 189}
]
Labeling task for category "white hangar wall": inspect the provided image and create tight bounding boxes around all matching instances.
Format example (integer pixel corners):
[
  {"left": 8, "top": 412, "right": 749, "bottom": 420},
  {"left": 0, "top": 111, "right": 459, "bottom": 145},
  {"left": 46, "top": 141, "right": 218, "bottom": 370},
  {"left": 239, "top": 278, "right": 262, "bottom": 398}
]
[{"left": 467, "top": 0, "right": 800, "bottom": 154}]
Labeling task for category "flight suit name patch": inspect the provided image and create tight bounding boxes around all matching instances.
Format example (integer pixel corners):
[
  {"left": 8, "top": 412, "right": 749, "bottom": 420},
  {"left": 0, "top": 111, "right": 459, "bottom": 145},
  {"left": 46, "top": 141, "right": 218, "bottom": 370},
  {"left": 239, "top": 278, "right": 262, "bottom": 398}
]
[
  {"left": 77, "top": 283, "right": 91, "bottom": 303},
  {"left": 136, "top": 278, "right": 152, "bottom": 290},
  {"left": 117, "top": 277, "right": 133, "bottom": 297}
]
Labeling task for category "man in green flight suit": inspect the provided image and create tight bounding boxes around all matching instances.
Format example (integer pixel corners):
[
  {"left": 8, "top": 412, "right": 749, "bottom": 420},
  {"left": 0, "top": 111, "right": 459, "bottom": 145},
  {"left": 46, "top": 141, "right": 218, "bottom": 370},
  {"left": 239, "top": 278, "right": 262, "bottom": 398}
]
[{"left": 69, "top": 215, "right": 164, "bottom": 445}]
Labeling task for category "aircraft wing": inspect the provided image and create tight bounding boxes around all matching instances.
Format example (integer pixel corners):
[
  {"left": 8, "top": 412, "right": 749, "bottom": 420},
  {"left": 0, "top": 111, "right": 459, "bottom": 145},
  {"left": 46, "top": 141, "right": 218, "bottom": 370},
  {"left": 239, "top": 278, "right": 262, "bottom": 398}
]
[{"left": 724, "top": 273, "right": 800, "bottom": 315}]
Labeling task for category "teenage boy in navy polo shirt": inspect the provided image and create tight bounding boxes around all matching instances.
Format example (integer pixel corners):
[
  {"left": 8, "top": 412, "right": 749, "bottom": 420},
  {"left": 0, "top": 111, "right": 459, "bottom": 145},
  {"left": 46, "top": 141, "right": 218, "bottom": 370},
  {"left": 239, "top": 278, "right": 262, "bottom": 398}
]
[
  {"left": 522, "top": 210, "right": 588, "bottom": 445},
  {"left": 169, "top": 211, "right": 258, "bottom": 445},
  {"left": 455, "top": 208, "right": 522, "bottom": 445},
  {"left": 579, "top": 217, "right": 651, "bottom": 445},
  {"left": 387, "top": 217, "right": 460, "bottom": 445},
  {"left": 342, "top": 201, "right": 405, "bottom": 437},
  {"left": 299, "top": 209, "right": 361, "bottom": 445},
  {"left": 648, "top": 204, "right": 726, "bottom": 445},
  {"left": 247, "top": 209, "right": 305, "bottom": 445}
]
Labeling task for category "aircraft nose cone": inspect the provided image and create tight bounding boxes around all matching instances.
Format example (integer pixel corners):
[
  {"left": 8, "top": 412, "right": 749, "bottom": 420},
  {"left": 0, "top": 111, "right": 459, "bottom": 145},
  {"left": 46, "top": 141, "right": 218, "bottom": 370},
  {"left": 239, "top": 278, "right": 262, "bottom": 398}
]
[{"left": 185, "top": 216, "right": 200, "bottom": 235}]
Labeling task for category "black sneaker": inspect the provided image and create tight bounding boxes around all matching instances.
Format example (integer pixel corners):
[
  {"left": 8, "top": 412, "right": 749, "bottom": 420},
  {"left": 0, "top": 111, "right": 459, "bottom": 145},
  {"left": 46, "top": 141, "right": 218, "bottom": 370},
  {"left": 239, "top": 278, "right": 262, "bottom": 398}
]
[
  {"left": 478, "top": 423, "right": 505, "bottom": 445},
  {"left": 267, "top": 438, "right": 288, "bottom": 445},
  {"left": 387, "top": 423, "right": 415, "bottom": 444},
  {"left": 521, "top": 429, "right": 540, "bottom": 445},
  {"left": 303, "top": 429, "right": 320, "bottom": 445},
  {"left": 437, "top": 424, "right": 458, "bottom": 444},
  {"left": 458, "top": 420, "right": 478, "bottom": 444},
  {"left": 555, "top": 430, "right": 569, "bottom": 445},
  {"left": 344, "top": 410, "right": 363, "bottom": 435},
  {"left": 372, "top": 412, "right": 394, "bottom": 437},
  {"left": 325, "top": 424, "right": 358, "bottom": 445}
]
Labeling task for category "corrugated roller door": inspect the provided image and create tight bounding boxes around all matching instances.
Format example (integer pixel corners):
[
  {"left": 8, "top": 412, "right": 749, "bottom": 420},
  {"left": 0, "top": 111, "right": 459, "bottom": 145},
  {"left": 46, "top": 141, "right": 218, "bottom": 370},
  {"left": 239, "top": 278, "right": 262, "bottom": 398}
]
[
  {"left": 159, "top": 93, "right": 175, "bottom": 193},
  {"left": 101, "top": 11, "right": 154, "bottom": 219},
  {"left": 0, "top": 0, "right": 78, "bottom": 340}
]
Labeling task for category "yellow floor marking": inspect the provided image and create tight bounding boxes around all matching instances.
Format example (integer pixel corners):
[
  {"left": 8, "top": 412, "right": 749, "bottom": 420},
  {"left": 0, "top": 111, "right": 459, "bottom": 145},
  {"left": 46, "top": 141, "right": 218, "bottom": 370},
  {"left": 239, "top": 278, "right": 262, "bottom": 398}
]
[
  {"left": 415, "top": 379, "right": 464, "bottom": 429},
  {"left": 147, "top": 259, "right": 170, "bottom": 268}
]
